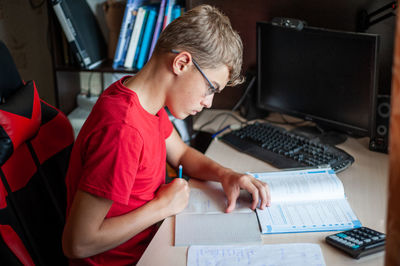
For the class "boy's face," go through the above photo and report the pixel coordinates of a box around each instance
[169,64,229,119]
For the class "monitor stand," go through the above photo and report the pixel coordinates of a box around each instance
[290,125,347,146]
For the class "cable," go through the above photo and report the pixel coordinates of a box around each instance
[231,75,256,112]
[197,112,246,133]
[87,72,94,98]
[211,74,256,131]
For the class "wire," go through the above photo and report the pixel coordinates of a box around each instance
[231,75,256,112]
[87,73,94,98]
[197,112,246,133]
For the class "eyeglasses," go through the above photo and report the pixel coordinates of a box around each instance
[171,50,219,96]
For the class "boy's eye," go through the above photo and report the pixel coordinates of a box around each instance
[206,85,220,96]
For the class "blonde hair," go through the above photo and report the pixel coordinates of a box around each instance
[154,4,244,86]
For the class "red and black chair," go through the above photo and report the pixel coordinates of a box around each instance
[0,40,74,265]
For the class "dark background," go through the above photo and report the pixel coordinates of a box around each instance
[187,0,396,109]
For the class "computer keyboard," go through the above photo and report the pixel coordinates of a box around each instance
[220,122,354,173]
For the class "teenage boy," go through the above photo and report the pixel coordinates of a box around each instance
[62,4,270,265]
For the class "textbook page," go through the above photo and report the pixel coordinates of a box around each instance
[251,168,361,234]
[187,243,326,266]
[182,187,253,214]
[256,198,361,233]
[250,168,345,202]
[175,188,261,246]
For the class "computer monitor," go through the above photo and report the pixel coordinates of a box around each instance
[256,21,379,138]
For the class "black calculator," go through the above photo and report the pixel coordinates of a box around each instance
[325,227,386,259]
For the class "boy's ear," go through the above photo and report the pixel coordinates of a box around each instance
[172,51,192,75]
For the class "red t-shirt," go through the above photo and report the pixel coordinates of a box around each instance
[65,76,173,265]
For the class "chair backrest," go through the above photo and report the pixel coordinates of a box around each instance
[0,41,23,101]
[0,40,74,265]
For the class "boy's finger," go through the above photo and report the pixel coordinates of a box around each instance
[225,192,238,213]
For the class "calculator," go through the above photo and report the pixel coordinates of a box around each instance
[325,227,386,259]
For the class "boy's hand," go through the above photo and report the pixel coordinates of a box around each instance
[220,172,271,213]
[154,178,190,217]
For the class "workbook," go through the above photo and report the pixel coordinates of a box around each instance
[175,167,360,245]
[175,187,261,246]
[251,168,361,234]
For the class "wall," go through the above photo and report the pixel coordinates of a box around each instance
[0,0,55,105]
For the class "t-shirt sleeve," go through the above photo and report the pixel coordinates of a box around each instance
[79,124,143,205]
[158,107,173,139]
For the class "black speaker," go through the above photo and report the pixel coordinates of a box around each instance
[369,95,390,153]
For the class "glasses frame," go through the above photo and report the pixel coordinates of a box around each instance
[171,50,218,95]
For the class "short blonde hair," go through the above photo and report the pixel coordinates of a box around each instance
[154,4,244,86]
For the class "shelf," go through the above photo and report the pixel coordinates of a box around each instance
[54,59,139,74]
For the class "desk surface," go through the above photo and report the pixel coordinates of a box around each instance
[137,110,389,266]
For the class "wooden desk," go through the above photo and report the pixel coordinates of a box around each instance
[137,111,389,266]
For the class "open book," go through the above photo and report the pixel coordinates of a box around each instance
[175,167,360,245]
[251,168,361,234]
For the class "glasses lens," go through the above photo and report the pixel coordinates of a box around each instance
[207,86,216,96]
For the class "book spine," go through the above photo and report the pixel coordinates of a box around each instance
[124,7,147,68]
[163,0,176,29]
[162,0,170,30]
[53,1,91,68]
[120,0,147,67]
[133,9,149,69]
[171,4,181,21]
[112,0,144,68]
[136,8,157,70]
[147,0,166,61]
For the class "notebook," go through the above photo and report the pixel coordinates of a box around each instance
[174,188,261,246]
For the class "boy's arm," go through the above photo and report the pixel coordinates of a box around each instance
[62,178,189,259]
[166,128,270,212]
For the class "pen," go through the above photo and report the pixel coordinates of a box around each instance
[211,125,230,138]
[178,165,182,178]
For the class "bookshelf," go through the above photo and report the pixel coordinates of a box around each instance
[47,0,185,115]
[46,0,134,115]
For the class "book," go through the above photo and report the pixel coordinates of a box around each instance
[124,7,147,68]
[135,7,158,70]
[171,4,181,21]
[147,0,166,61]
[174,167,361,246]
[112,0,145,69]
[52,0,107,69]
[187,244,326,266]
[162,0,176,30]
[174,187,262,246]
[132,8,149,68]
[251,167,361,234]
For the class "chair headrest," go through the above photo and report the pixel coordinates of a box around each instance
[0,81,41,166]
[0,41,23,100]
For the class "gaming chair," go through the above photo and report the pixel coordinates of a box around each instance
[0,40,74,265]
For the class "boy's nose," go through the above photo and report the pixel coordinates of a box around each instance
[201,94,214,108]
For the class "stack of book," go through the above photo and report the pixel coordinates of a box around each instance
[113,0,183,70]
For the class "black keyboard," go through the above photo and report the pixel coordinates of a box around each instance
[220,122,354,173]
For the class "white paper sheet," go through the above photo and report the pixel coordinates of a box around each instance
[175,212,261,246]
[187,243,326,266]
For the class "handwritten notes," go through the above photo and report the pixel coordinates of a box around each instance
[187,243,326,266]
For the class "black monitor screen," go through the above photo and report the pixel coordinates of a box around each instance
[257,22,379,136]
